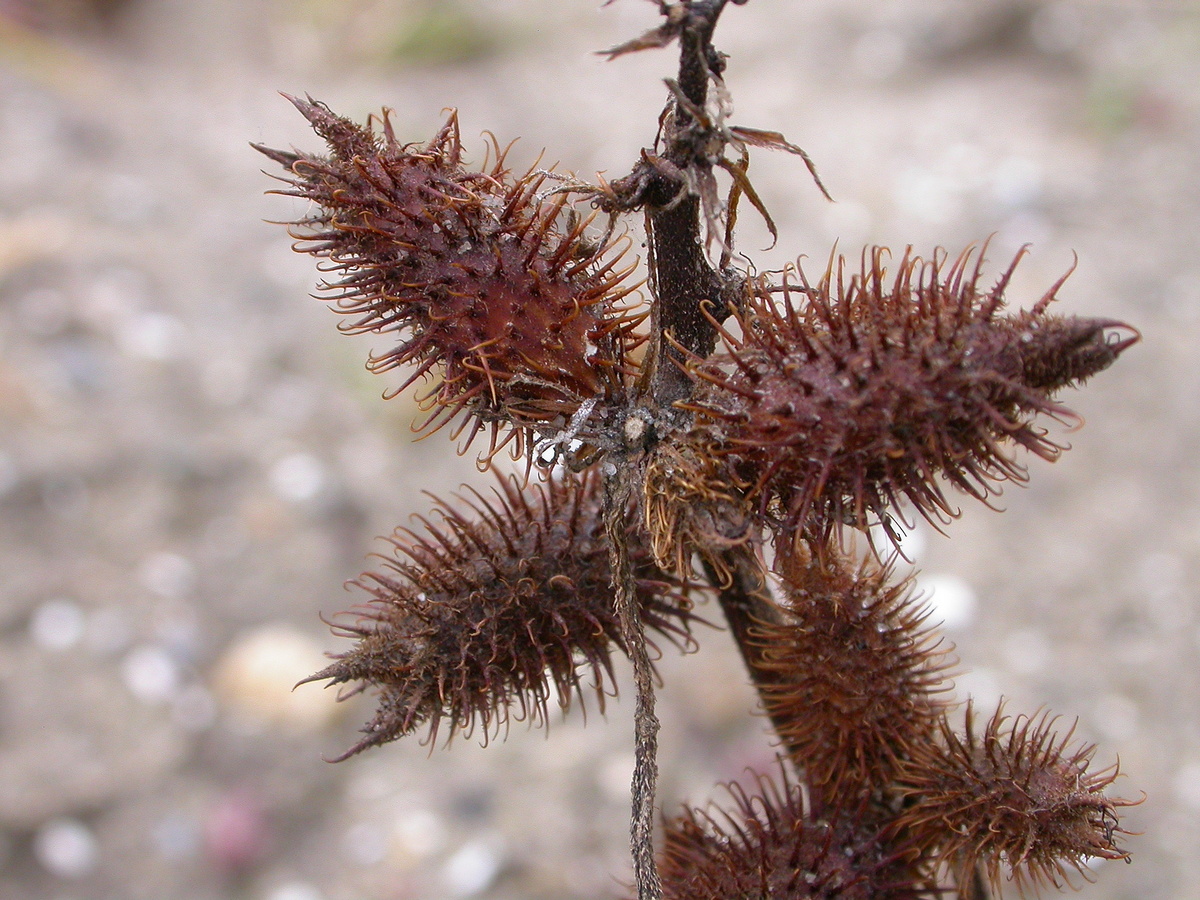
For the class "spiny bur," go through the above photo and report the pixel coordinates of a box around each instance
[684,245,1137,546]
[303,471,694,759]
[652,763,928,900]
[255,97,643,457]
[894,703,1133,895]
[753,543,954,805]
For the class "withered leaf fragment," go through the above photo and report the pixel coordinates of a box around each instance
[684,244,1138,544]
[597,1,686,60]
[304,471,694,759]
[255,98,642,457]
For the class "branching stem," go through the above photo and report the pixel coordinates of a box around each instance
[611,5,759,896]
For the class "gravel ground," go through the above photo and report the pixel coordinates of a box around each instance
[0,1,1197,899]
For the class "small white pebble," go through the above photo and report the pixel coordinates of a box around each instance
[919,573,977,630]
[34,818,98,879]
[212,625,337,730]
[442,839,502,898]
[29,598,86,651]
[269,453,325,502]
[120,644,181,705]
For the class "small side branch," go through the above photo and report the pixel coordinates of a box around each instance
[702,546,796,746]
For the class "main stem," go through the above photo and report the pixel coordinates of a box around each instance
[610,5,746,899]
[618,8,736,898]
[647,3,729,407]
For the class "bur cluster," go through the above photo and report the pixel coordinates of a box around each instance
[257,3,1138,898]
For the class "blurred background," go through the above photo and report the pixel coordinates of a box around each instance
[0,1,1196,898]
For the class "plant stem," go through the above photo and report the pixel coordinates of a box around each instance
[606,6,750,898]
[642,3,813,765]
[646,1,733,406]
[703,547,800,745]
[604,463,662,900]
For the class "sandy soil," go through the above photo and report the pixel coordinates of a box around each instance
[0,1,1197,898]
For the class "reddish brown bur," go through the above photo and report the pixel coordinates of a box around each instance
[301,471,693,759]
[256,98,643,456]
[684,246,1138,546]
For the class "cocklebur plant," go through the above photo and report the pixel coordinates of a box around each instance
[256,2,1138,898]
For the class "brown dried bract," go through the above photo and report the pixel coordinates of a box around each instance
[643,431,755,585]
